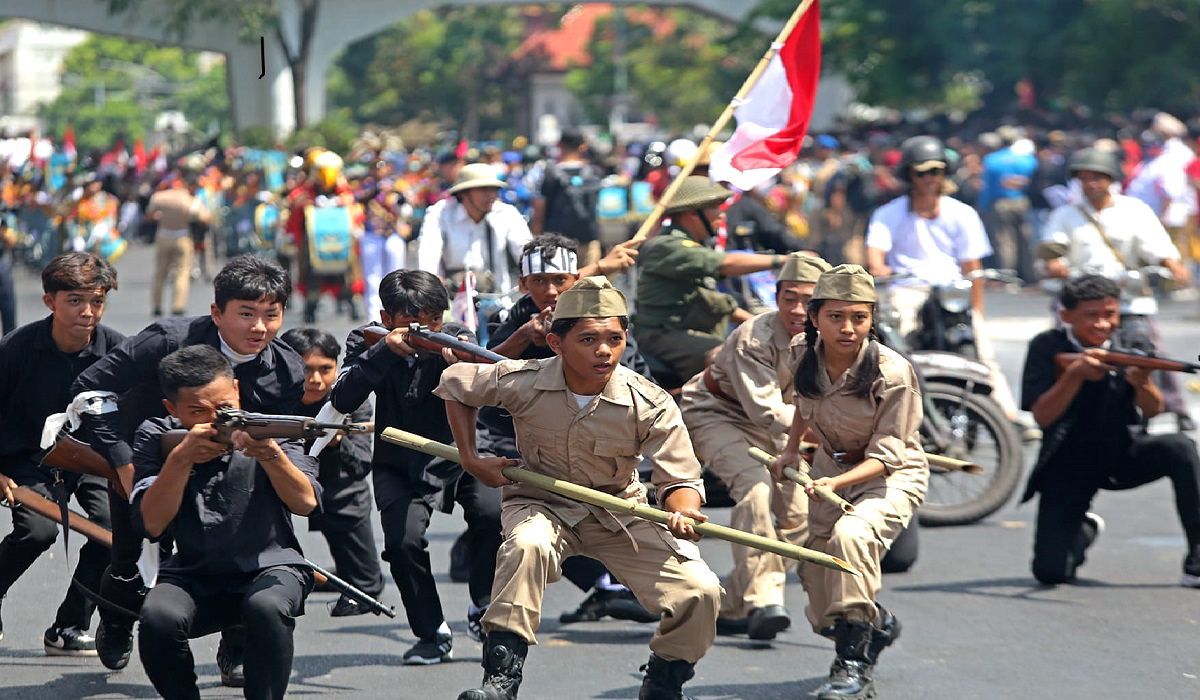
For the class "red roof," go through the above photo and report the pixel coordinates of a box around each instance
[514,4,675,72]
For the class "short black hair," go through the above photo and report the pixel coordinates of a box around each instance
[1060,274,1120,310]
[548,316,630,338]
[158,345,235,400]
[213,255,291,310]
[559,130,586,152]
[281,327,341,361]
[379,269,449,316]
[42,252,118,294]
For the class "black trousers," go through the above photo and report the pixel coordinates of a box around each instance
[375,469,500,639]
[881,520,919,574]
[138,566,311,700]
[0,471,110,629]
[99,487,149,624]
[1032,433,1200,584]
[315,517,385,597]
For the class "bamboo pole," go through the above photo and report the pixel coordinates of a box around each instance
[381,427,858,576]
[747,446,854,513]
[628,0,818,245]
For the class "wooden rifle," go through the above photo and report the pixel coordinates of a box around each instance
[40,435,127,499]
[160,407,371,455]
[361,323,505,364]
[1054,349,1200,376]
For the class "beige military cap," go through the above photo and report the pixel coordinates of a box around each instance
[778,253,832,284]
[812,264,877,303]
[552,276,629,321]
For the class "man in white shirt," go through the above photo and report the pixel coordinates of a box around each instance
[1041,146,1194,431]
[866,135,1023,426]
[417,163,532,294]
[1126,113,1197,270]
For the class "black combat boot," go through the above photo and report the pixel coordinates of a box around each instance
[457,631,528,700]
[638,653,696,700]
[868,605,901,660]
[816,619,876,700]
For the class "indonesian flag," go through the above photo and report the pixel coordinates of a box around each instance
[62,125,77,161]
[450,271,478,332]
[709,1,822,191]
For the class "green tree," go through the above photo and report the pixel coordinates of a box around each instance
[329,7,529,140]
[40,35,229,152]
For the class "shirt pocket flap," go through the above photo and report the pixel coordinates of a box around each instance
[593,439,639,458]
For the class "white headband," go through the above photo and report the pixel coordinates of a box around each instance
[520,247,578,277]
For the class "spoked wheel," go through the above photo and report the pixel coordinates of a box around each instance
[919,381,1023,526]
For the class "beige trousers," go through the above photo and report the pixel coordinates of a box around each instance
[482,503,721,663]
[798,486,919,632]
[687,418,808,618]
[152,233,194,314]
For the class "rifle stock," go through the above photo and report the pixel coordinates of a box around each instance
[1056,349,1200,375]
[41,436,127,499]
[6,486,113,547]
[361,324,505,364]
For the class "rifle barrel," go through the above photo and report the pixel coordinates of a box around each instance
[380,427,859,576]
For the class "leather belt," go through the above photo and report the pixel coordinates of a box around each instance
[821,443,866,465]
[702,366,738,404]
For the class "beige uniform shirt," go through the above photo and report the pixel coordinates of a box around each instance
[679,310,795,445]
[791,338,928,500]
[435,356,706,534]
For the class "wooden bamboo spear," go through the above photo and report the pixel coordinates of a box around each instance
[627,0,819,245]
[380,427,859,576]
[747,446,855,513]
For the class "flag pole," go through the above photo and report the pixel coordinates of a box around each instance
[628,0,818,245]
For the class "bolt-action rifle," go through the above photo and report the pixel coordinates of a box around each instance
[360,323,506,364]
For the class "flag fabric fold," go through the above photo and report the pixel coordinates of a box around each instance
[709,1,822,191]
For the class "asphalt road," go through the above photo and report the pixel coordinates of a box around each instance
[1,242,1198,699]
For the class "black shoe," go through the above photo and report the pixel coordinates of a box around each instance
[816,619,878,700]
[868,606,902,660]
[404,630,453,665]
[217,635,245,688]
[1182,547,1200,588]
[467,606,487,643]
[458,631,527,700]
[330,594,370,617]
[95,619,133,670]
[638,653,696,700]
[560,588,657,624]
[715,615,749,636]
[746,604,791,641]
[43,626,98,657]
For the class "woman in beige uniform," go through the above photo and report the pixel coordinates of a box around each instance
[772,264,928,700]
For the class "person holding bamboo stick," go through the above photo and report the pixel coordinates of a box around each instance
[678,252,830,641]
[771,264,928,700]
[434,276,720,700]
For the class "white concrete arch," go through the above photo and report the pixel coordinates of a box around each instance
[0,0,761,133]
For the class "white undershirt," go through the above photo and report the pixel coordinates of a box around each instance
[570,392,597,410]
[218,333,258,365]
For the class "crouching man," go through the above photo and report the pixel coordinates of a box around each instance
[132,345,321,700]
[436,276,721,700]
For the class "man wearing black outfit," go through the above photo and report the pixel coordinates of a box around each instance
[281,327,384,616]
[133,346,320,700]
[0,253,123,655]
[1021,274,1200,587]
[479,234,657,625]
[68,255,304,677]
[330,269,500,664]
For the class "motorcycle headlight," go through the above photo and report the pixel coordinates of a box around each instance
[940,279,973,314]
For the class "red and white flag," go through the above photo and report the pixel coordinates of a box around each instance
[62,125,77,161]
[450,272,478,332]
[709,1,822,191]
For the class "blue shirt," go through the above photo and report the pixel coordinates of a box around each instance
[980,146,1037,210]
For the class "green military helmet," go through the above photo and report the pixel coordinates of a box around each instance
[663,176,731,215]
[1067,147,1122,181]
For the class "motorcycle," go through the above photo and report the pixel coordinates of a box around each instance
[876,270,1025,526]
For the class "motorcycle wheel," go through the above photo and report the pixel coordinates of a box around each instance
[918,381,1023,526]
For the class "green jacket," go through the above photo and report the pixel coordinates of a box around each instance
[634,226,736,335]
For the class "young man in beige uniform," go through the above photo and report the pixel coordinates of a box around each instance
[679,253,831,640]
[436,276,721,700]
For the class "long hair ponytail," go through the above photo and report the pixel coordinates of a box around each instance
[794,300,882,400]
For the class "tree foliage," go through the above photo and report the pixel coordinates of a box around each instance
[753,0,1200,115]
[328,7,529,140]
[40,36,229,152]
